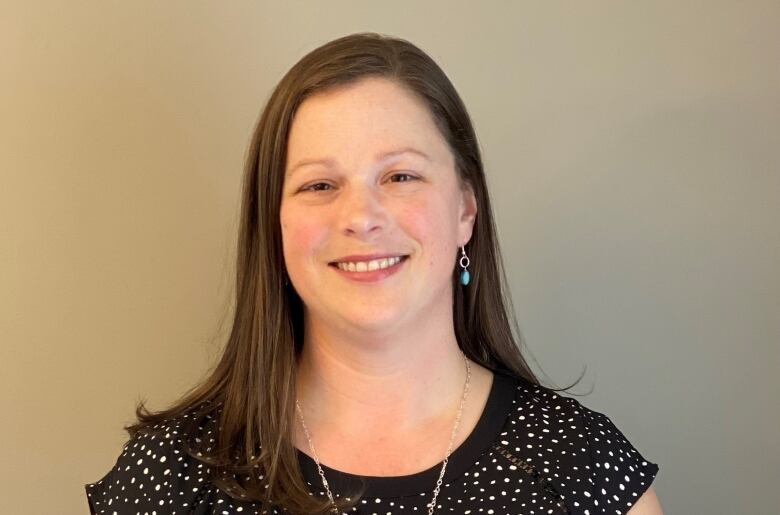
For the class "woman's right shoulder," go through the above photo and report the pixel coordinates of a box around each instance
[84,400,223,514]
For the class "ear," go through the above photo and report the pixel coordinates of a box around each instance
[458,182,478,246]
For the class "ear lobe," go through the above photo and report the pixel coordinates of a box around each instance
[459,184,478,223]
[458,184,478,244]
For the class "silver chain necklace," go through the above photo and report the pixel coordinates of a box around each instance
[295,352,472,515]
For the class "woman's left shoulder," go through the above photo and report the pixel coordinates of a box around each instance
[500,375,661,514]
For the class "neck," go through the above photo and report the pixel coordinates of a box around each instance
[294,309,469,438]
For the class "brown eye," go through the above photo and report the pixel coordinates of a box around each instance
[389,173,418,183]
[301,182,333,192]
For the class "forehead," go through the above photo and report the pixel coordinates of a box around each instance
[285,77,452,172]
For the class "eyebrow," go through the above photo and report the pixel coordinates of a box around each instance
[287,147,431,175]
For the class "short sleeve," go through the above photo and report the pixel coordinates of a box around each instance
[84,467,116,514]
[581,407,660,514]
[84,419,213,515]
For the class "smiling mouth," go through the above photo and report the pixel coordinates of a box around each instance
[328,255,409,272]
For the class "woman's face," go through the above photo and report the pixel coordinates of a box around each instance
[280,77,477,335]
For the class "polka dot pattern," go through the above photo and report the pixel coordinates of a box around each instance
[85,372,658,514]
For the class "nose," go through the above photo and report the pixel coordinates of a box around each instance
[338,182,387,238]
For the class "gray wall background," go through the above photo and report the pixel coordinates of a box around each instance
[2,1,778,513]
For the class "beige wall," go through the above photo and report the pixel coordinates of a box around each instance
[2,2,778,513]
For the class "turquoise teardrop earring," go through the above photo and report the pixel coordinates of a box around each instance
[459,245,471,286]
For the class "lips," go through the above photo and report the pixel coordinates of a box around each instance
[329,253,409,265]
[329,254,409,282]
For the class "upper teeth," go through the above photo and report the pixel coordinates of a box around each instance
[336,256,403,272]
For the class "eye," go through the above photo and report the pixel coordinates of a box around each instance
[388,172,418,183]
[299,182,333,193]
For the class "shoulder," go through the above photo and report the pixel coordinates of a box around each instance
[84,401,223,514]
[500,375,660,514]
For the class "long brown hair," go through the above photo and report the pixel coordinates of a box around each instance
[126,31,584,514]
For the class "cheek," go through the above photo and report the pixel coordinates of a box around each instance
[280,208,328,265]
[399,197,456,261]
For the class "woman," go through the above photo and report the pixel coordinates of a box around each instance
[85,32,661,514]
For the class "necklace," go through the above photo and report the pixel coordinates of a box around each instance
[295,351,472,515]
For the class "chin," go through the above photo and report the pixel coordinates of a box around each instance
[336,307,410,334]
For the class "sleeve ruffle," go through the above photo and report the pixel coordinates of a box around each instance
[84,418,213,514]
[581,406,660,514]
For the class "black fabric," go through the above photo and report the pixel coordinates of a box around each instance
[85,371,659,514]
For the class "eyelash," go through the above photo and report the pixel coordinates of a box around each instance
[299,173,418,193]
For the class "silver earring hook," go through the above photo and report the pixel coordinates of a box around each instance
[459,245,470,269]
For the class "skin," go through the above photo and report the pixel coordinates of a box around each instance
[279,77,492,475]
[627,485,664,514]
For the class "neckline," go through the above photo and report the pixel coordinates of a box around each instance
[296,370,518,498]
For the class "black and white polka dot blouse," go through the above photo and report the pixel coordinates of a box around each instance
[85,371,659,514]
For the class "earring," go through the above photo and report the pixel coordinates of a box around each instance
[459,245,471,286]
